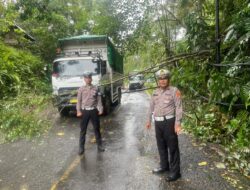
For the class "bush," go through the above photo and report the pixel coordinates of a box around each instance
[0,93,52,142]
[0,42,48,99]
[0,42,53,142]
[183,103,250,176]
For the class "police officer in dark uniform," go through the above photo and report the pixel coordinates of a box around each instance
[146,69,182,181]
[76,72,105,155]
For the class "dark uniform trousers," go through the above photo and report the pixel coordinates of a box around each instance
[155,117,180,175]
[79,109,102,149]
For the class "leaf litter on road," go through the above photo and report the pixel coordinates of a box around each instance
[215,162,226,169]
[198,161,208,166]
[57,132,64,136]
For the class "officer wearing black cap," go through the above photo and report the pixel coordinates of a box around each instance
[146,69,182,182]
[76,72,105,155]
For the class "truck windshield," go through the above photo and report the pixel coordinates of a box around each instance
[53,59,100,77]
[129,75,144,81]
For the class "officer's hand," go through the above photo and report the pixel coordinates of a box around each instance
[175,124,181,135]
[146,121,151,129]
[77,111,82,117]
[98,111,103,116]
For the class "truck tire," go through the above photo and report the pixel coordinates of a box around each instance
[103,96,111,115]
[59,107,70,117]
[117,88,122,104]
[114,88,122,105]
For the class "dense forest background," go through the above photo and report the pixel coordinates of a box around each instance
[0,0,249,176]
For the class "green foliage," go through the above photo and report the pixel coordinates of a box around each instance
[8,0,147,61]
[0,2,18,34]
[0,93,52,142]
[184,13,213,51]
[0,42,51,142]
[184,104,227,143]
[13,0,73,62]
[123,0,250,176]
[240,82,250,109]
[173,6,250,173]
[0,42,49,99]
[223,2,250,62]
[183,103,250,175]
[174,2,250,176]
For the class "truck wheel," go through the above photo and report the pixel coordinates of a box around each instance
[59,107,69,117]
[113,89,122,106]
[117,89,122,105]
[104,96,111,115]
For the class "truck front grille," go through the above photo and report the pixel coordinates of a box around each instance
[58,87,79,96]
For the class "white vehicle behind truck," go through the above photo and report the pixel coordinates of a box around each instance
[52,35,123,116]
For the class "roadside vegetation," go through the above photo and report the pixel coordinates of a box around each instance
[0,0,249,177]
[0,42,51,143]
[0,94,51,143]
[124,0,250,177]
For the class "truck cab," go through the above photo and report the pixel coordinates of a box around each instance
[52,35,123,116]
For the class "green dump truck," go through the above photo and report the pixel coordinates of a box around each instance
[52,35,123,116]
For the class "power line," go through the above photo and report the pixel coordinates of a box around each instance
[209,61,250,67]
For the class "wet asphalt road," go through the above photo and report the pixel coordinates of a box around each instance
[0,92,249,190]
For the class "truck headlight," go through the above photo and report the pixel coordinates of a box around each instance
[53,87,59,95]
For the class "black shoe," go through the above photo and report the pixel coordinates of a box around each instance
[166,173,181,182]
[152,167,169,174]
[78,147,85,155]
[97,145,105,152]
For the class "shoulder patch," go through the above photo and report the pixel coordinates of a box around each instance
[175,90,181,98]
